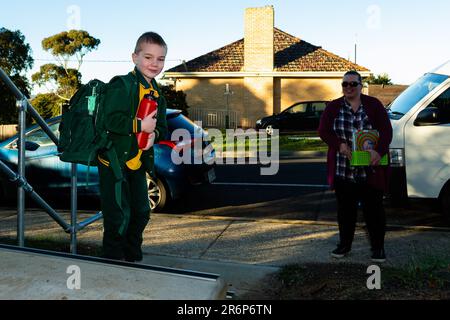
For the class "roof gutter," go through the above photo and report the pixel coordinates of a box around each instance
[163,71,372,79]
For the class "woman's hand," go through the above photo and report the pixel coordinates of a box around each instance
[368,149,381,166]
[339,142,352,161]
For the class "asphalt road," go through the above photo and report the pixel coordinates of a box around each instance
[164,159,329,218]
[165,159,450,228]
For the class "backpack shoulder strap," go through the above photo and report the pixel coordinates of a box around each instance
[109,73,135,93]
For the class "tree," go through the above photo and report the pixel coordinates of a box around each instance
[0,28,33,124]
[365,73,393,85]
[42,30,100,71]
[160,85,190,116]
[32,30,100,102]
[31,93,63,120]
[32,64,81,101]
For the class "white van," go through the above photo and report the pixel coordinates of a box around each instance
[388,60,450,220]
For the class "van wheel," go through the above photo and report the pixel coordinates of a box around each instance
[440,183,450,223]
[146,174,168,212]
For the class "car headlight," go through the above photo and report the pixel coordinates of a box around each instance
[389,148,405,167]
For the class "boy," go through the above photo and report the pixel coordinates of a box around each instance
[99,32,168,261]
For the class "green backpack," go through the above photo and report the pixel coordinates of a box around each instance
[58,79,108,165]
[58,76,131,166]
[58,75,133,234]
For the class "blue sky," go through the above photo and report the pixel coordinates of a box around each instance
[1,0,449,93]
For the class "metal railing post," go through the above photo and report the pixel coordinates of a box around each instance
[16,97,27,247]
[70,164,77,254]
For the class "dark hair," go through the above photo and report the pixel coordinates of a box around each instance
[134,32,167,54]
[344,70,362,83]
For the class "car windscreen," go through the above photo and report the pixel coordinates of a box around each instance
[25,122,60,146]
[388,73,449,120]
[6,122,60,149]
[167,113,202,137]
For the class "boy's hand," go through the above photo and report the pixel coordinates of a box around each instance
[141,110,157,133]
[142,133,156,151]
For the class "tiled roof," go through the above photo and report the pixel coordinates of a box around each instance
[166,28,369,73]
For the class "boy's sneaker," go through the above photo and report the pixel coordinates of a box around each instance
[331,246,351,259]
[371,248,386,263]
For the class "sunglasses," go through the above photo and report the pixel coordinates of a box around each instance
[341,81,361,88]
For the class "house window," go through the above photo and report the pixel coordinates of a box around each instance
[207,113,218,127]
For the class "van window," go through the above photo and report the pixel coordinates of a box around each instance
[426,87,450,124]
[388,73,448,120]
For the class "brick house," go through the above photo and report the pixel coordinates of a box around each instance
[163,6,371,128]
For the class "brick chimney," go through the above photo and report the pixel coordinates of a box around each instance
[242,6,275,127]
[244,6,274,72]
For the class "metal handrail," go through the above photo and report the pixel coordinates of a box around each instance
[0,67,102,254]
[0,68,58,145]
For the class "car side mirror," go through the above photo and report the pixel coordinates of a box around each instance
[25,141,40,151]
[414,107,441,126]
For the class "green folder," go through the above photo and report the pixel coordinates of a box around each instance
[350,129,389,166]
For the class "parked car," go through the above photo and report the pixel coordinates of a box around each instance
[0,109,216,212]
[388,60,450,221]
[255,100,328,135]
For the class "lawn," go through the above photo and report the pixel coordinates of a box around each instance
[209,131,327,153]
[242,259,450,300]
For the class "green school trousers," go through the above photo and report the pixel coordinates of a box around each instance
[98,163,150,261]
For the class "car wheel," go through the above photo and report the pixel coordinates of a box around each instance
[146,174,168,212]
[440,182,450,223]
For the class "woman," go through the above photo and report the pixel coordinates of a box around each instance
[318,71,392,262]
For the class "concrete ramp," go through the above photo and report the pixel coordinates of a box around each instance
[0,245,227,300]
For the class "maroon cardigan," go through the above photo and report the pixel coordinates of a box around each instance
[318,94,393,191]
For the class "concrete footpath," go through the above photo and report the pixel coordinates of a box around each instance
[1,209,450,298]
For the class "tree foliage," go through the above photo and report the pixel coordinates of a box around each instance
[41,30,100,71]
[32,30,100,102]
[365,73,393,85]
[0,28,33,75]
[0,28,33,124]
[32,64,81,100]
[31,93,63,120]
[160,85,190,116]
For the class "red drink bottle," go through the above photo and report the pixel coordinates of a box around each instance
[136,93,158,149]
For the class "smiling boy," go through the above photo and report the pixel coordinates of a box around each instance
[99,32,168,261]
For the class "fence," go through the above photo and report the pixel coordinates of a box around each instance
[189,108,241,129]
[0,124,18,141]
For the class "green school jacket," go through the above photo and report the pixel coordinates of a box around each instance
[102,68,168,177]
